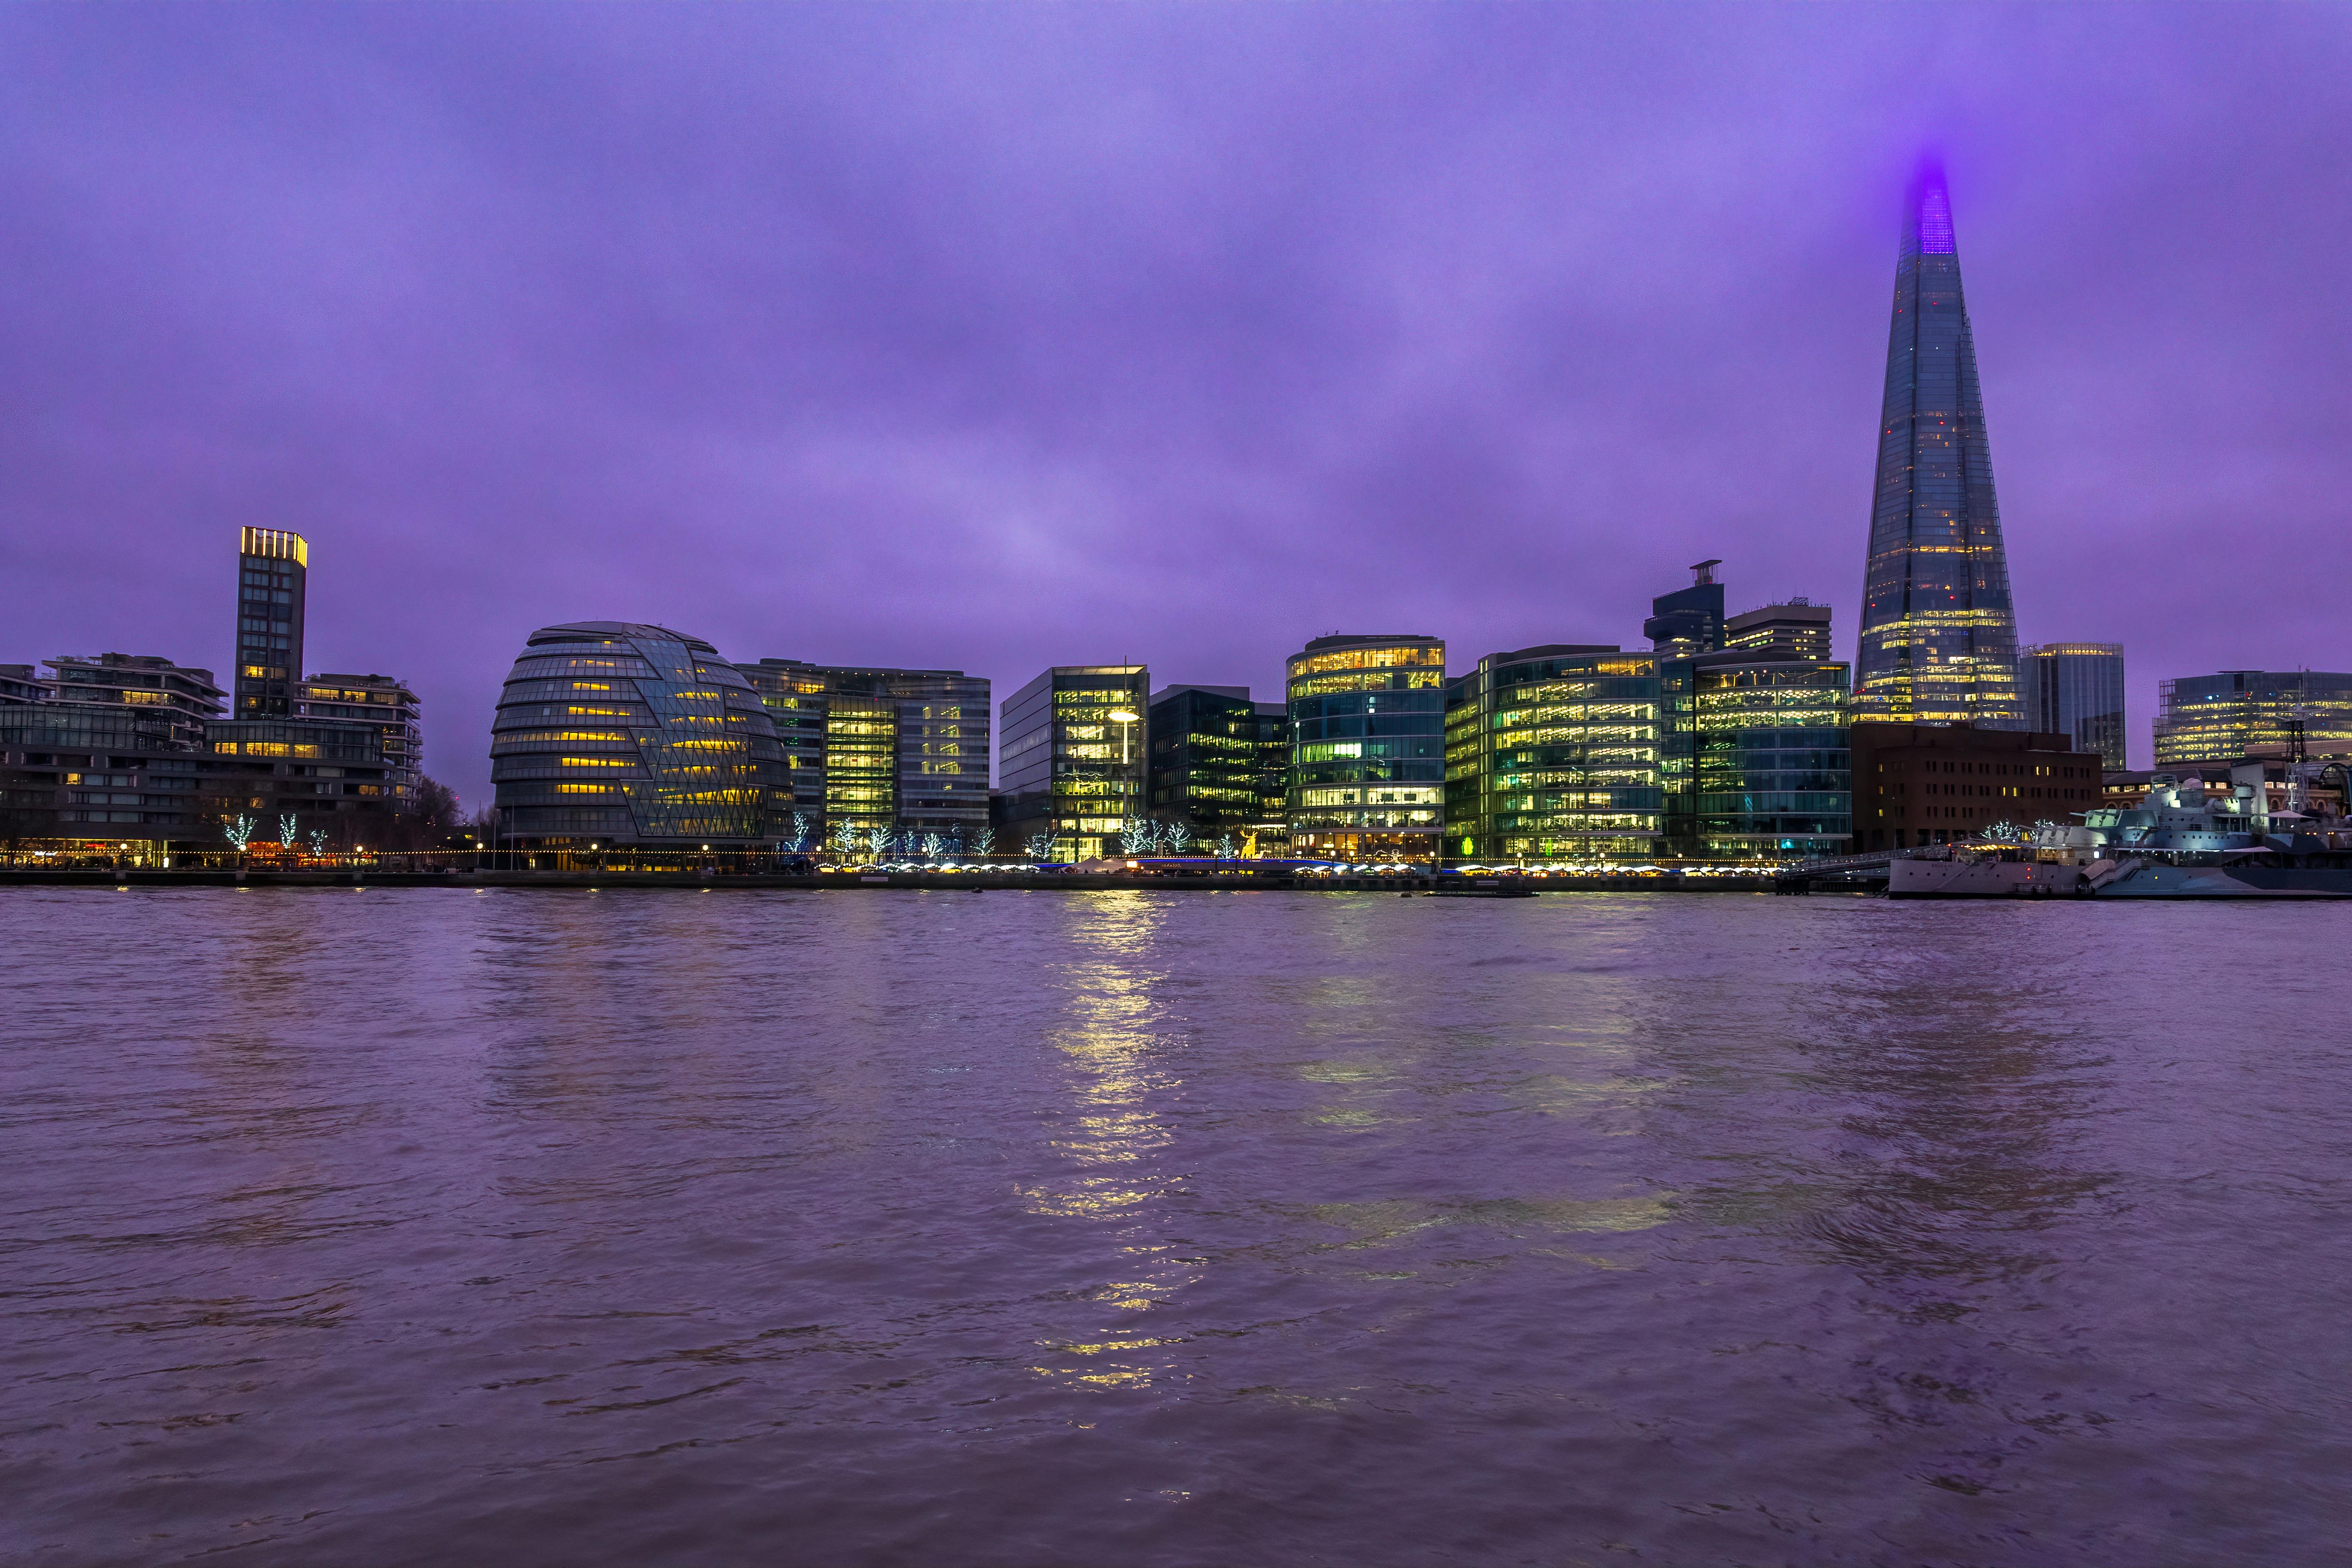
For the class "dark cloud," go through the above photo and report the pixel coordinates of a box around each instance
[3,3,2346,800]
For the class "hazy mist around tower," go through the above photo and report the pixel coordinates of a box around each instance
[3,5,2347,803]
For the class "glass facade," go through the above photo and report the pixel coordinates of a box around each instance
[998,665,1148,858]
[1446,646,1661,861]
[490,622,782,845]
[40,654,223,748]
[739,660,992,846]
[1663,656,1852,859]
[1146,685,1289,848]
[2020,643,2126,767]
[1643,562,1725,658]
[1855,168,2024,729]
[298,674,422,807]
[2154,670,2352,767]
[1287,635,1446,860]
[233,528,307,719]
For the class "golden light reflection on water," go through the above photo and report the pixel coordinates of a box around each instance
[1023,896,1203,1393]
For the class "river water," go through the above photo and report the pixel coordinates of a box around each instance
[3,886,2346,1565]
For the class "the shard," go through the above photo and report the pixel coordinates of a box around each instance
[1854,164,2024,728]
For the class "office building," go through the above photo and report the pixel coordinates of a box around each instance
[1725,600,1833,662]
[1445,646,1661,861]
[997,665,1148,859]
[1145,685,1291,848]
[1853,166,2025,729]
[1644,561,1725,658]
[1287,634,1446,861]
[490,621,784,847]
[1661,653,1853,860]
[39,654,224,747]
[739,659,991,847]
[2153,670,2352,768]
[1849,723,2103,851]
[198,719,401,836]
[2020,643,2126,767]
[233,528,308,719]
[298,674,421,807]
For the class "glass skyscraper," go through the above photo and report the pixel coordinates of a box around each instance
[2020,643,2126,766]
[2154,670,2352,767]
[1854,167,2024,729]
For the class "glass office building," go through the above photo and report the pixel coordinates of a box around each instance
[490,621,783,846]
[739,659,991,847]
[1287,634,1446,861]
[1663,655,1853,860]
[233,528,308,719]
[2020,643,2126,767]
[2154,670,2352,767]
[1445,646,1661,861]
[998,665,1148,859]
[1854,166,2024,729]
[1726,600,1833,662]
[1146,684,1294,848]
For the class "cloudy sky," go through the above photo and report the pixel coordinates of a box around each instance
[4,3,2346,800]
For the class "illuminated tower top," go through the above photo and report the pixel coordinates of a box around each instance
[1853,164,2024,728]
[233,527,309,718]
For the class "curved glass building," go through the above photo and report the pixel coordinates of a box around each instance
[491,622,783,846]
[1286,634,1446,861]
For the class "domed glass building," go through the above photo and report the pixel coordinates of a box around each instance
[490,622,784,846]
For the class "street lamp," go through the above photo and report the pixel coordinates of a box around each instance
[1107,709,1141,850]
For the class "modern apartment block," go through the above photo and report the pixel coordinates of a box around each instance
[2153,670,2352,768]
[233,528,308,719]
[1853,166,2024,729]
[739,659,992,847]
[2020,643,2126,767]
[1444,646,1662,861]
[997,665,1148,859]
[1848,723,2103,851]
[299,674,421,807]
[1725,600,1833,662]
[40,654,225,747]
[0,665,42,706]
[1287,634,1446,861]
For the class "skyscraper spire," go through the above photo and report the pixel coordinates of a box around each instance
[1853,162,2024,728]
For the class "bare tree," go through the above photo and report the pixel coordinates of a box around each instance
[968,827,995,860]
[1026,832,1056,862]
[1164,821,1194,854]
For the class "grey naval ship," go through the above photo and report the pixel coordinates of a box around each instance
[1883,761,2352,900]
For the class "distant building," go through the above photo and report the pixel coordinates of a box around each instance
[0,665,40,706]
[1287,634,1446,861]
[1444,646,1661,861]
[2153,670,2352,768]
[40,654,224,748]
[233,528,308,719]
[1145,685,1290,851]
[198,719,401,837]
[1853,167,2024,729]
[1725,600,1833,662]
[2020,643,2126,767]
[1849,723,2103,851]
[997,665,1148,859]
[740,659,991,849]
[1644,560,1725,658]
[299,674,421,808]
[490,622,783,848]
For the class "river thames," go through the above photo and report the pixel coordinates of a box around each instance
[4,887,2346,1565]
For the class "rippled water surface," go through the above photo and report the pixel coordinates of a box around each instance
[4,886,2349,1565]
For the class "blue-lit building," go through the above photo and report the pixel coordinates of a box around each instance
[1663,652,1853,859]
[490,622,783,847]
[1287,634,1446,861]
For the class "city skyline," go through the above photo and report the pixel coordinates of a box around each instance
[5,7,2348,806]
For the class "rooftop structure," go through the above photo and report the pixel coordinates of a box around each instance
[40,654,225,748]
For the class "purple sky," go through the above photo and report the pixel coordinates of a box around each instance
[5,5,2347,802]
